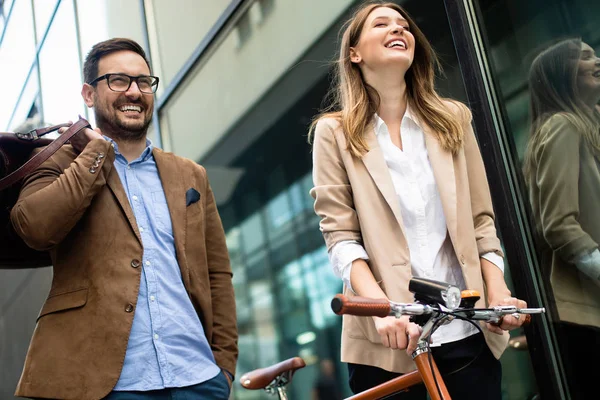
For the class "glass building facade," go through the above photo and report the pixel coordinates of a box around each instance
[1,0,599,399]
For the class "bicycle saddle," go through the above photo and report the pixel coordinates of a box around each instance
[240,357,306,390]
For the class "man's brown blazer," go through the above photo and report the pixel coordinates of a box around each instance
[10,139,238,400]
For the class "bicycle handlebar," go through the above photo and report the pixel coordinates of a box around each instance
[331,294,545,327]
[330,294,391,318]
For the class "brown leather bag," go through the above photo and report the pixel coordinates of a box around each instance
[0,116,91,268]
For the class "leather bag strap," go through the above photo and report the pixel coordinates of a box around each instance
[0,117,91,190]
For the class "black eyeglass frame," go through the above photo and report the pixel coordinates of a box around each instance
[89,73,160,94]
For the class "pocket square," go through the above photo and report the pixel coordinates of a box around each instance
[186,188,201,206]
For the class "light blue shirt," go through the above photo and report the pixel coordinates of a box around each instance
[105,137,220,391]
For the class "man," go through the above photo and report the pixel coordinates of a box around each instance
[10,38,238,400]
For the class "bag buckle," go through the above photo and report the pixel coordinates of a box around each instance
[16,130,40,141]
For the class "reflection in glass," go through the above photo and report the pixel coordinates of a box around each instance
[523,38,600,399]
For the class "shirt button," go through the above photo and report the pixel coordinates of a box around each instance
[146,261,151,266]
[131,259,141,268]
[150,296,155,302]
[139,227,144,233]
[127,165,131,170]
[125,304,134,313]
[132,195,138,201]
[154,334,159,340]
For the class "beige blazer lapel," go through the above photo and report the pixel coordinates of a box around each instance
[423,125,458,242]
[106,168,142,245]
[361,126,406,234]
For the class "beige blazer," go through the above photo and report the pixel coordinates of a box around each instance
[310,102,509,373]
[525,114,600,328]
[10,140,238,400]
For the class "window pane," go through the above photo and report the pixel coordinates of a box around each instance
[76,0,146,58]
[33,0,58,42]
[38,0,84,124]
[475,0,600,398]
[0,0,35,130]
[9,65,39,131]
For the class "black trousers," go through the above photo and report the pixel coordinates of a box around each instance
[348,333,502,400]
[556,321,600,400]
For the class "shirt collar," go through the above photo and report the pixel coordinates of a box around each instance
[373,104,421,136]
[103,135,154,163]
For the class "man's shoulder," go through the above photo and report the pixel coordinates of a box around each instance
[153,147,207,176]
[43,144,78,166]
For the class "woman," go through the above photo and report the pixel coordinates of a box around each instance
[309,2,527,399]
[524,38,600,399]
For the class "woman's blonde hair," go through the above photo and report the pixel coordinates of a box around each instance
[523,38,600,179]
[309,1,465,156]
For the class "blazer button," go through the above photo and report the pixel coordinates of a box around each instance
[131,259,141,268]
[460,255,466,265]
[125,304,134,313]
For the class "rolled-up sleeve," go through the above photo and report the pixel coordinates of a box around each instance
[309,118,362,250]
[482,252,504,274]
[329,240,369,292]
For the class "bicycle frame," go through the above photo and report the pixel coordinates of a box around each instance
[244,314,452,400]
[240,278,544,400]
[253,341,449,400]
[347,314,452,400]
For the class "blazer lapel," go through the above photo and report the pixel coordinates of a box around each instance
[361,126,406,234]
[153,149,186,251]
[106,168,142,245]
[423,124,458,243]
[153,149,191,284]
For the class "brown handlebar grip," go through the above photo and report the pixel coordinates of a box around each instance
[330,294,391,318]
[492,313,532,327]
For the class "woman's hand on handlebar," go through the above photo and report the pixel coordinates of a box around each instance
[373,315,422,356]
[486,296,528,334]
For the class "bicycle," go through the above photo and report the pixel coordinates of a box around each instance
[239,277,545,400]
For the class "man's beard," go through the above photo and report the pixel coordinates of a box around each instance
[94,99,152,142]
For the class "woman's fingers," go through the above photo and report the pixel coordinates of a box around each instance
[485,296,529,333]
[486,322,505,335]
[405,323,422,355]
[381,332,390,348]
[375,316,412,350]
[388,331,398,349]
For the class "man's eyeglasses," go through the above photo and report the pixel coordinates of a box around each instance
[89,73,159,94]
